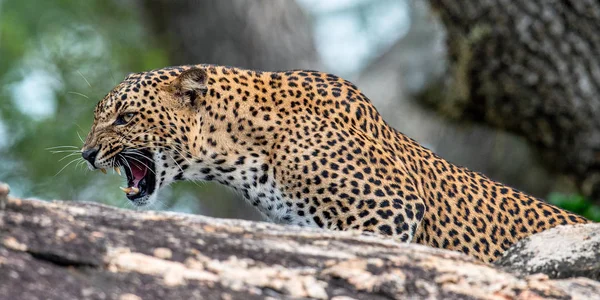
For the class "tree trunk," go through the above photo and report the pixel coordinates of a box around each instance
[355,1,561,199]
[1,193,599,299]
[424,0,600,201]
[138,0,320,71]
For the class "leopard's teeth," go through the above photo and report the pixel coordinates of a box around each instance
[100,168,107,174]
[119,186,140,195]
[114,167,121,176]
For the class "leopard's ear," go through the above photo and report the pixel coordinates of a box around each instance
[169,68,208,108]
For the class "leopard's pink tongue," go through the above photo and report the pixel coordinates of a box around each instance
[130,161,148,188]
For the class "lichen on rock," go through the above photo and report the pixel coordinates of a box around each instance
[0,182,598,299]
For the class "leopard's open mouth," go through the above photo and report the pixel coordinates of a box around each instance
[118,150,156,202]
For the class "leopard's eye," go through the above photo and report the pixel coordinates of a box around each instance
[114,112,136,125]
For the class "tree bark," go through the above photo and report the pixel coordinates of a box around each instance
[356,1,561,199]
[425,0,600,201]
[139,0,320,71]
[1,191,600,299]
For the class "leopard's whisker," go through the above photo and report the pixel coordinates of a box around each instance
[46,145,79,150]
[54,157,83,177]
[76,159,88,170]
[67,91,90,99]
[121,154,156,176]
[122,149,155,162]
[120,154,134,179]
[77,70,92,88]
[76,131,85,144]
[58,152,83,162]
[50,149,82,154]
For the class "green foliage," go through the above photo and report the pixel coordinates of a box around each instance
[0,0,169,208]
[548,193,600,222]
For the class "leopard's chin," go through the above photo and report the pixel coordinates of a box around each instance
[128,192,158,207]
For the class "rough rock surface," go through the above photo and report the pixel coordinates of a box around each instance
[1,194,599,299]
[496,223,600,280]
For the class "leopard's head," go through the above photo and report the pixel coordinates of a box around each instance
[82,67,208,206]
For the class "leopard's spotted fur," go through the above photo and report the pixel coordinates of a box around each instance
[82,65,590,262]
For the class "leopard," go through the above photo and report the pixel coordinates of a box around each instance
[81,64,590,263]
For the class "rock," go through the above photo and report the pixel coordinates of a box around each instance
[495,223,600,280]
[1,195,599,299]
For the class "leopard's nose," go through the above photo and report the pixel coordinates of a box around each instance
[82,148,99,165]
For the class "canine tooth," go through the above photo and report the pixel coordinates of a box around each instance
[115,167,121,176]
[100,168,107,174]
[119,187,131,194]
[130,187,140,194]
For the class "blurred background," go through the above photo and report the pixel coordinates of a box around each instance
[1,0,599,221]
